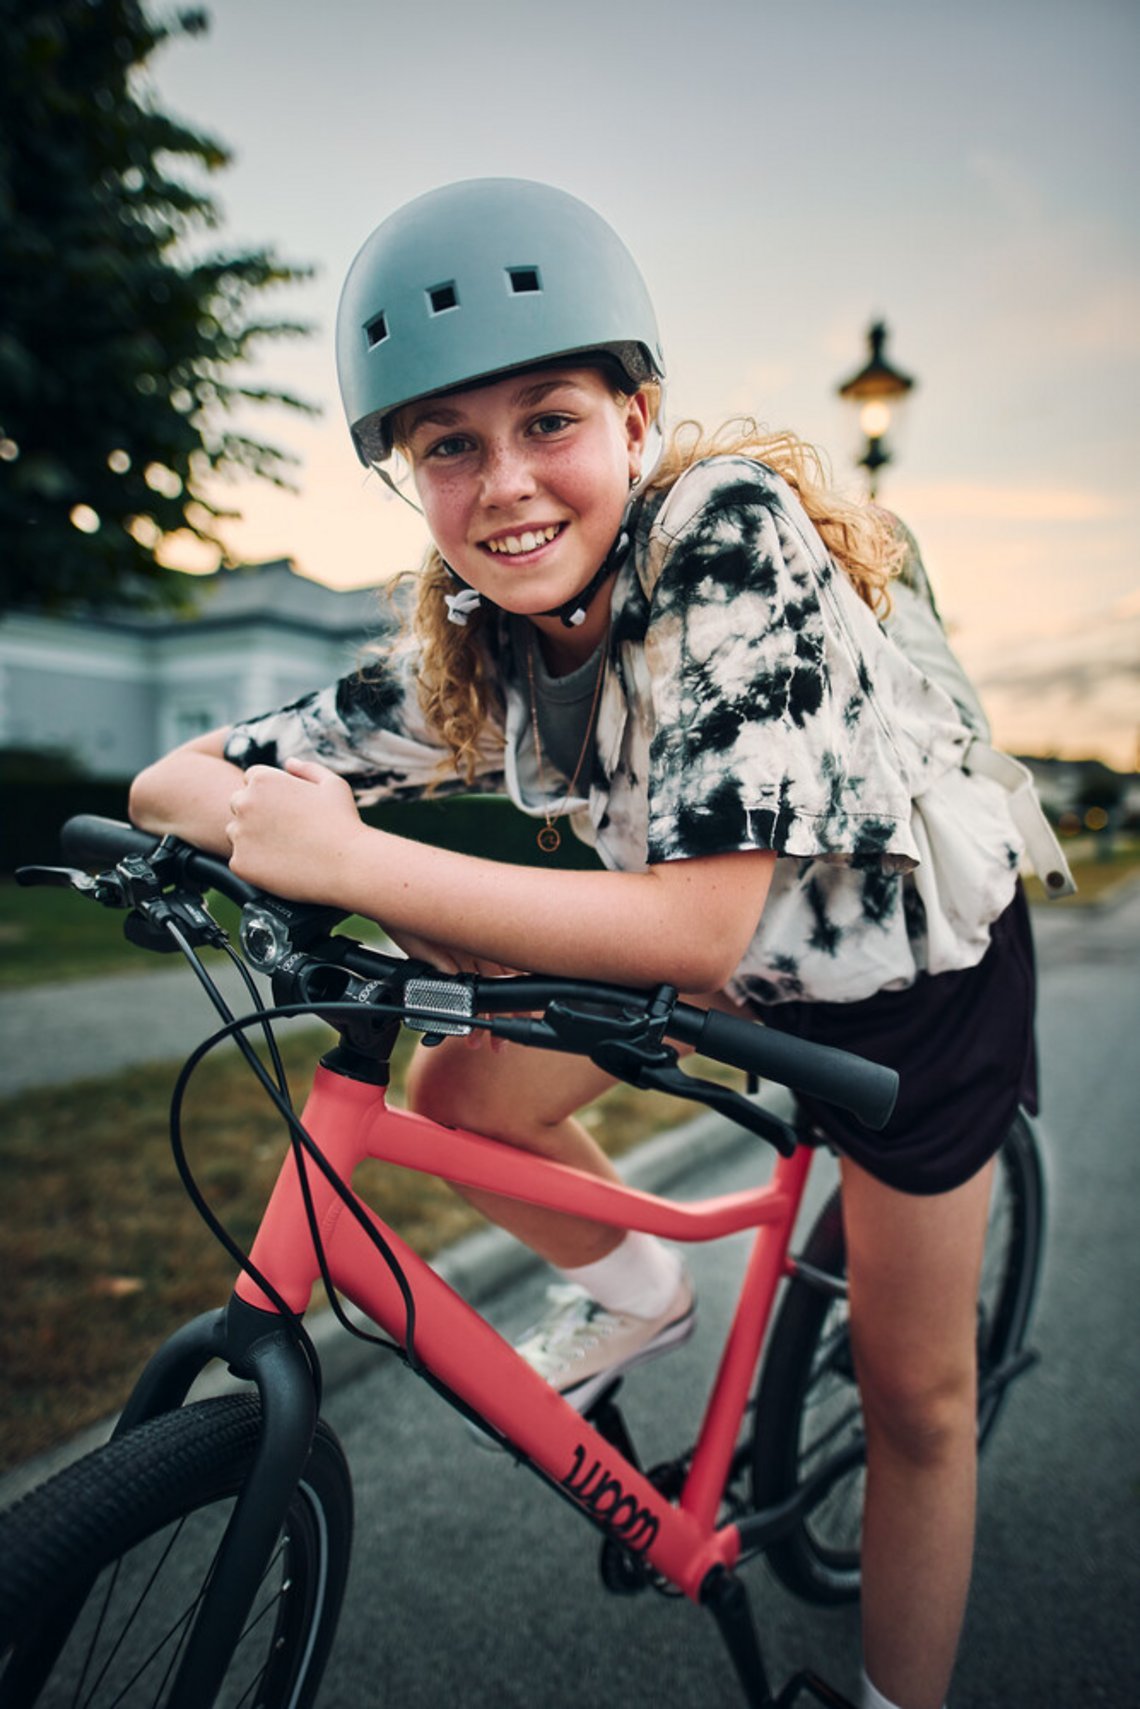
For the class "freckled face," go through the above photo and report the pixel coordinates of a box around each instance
[401,367,649,632]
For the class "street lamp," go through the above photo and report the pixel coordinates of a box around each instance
[836,321,916,498]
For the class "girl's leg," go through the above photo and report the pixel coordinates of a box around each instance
[404,1032,629,1266]
[839,1154,997,1709]
[406,1034,691,1405]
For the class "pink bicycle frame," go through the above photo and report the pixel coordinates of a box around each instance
[235,1063,814,1603]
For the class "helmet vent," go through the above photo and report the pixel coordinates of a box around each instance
[427,282,459,314]
[365,312,389,348]
[507,267,542,294]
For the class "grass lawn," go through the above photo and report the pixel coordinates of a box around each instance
[0,885,387,989]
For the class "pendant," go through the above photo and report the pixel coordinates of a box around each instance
[537,825,562,854]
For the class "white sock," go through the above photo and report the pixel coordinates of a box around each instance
[558,1233,683,1319]
[861,1668,946,1709]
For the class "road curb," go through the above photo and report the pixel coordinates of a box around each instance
[0,1101,783,1509]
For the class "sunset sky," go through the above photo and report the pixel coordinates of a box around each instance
[151,0,1138,769]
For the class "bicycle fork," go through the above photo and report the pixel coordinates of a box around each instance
[111,1295,322,1709]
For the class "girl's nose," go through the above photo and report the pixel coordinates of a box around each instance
[479,439,537,507]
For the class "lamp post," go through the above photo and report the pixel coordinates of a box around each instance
[836,321,916,498]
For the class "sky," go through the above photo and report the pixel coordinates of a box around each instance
[148,0,1139,769]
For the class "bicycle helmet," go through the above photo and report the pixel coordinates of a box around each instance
[336,178,665,466]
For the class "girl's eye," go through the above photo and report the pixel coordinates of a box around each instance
[529,412,574,437]
[423,434,473,460]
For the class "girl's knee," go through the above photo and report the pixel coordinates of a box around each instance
[857,1354,977,1468]
[406,1040,485,1123]
[404,1038,544,1140]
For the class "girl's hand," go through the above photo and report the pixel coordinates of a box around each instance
[385,924,519,979]
[226,757,367,901]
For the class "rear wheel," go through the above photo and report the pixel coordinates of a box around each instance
[0,1395,353,1707]
[750,1111,1046,1604]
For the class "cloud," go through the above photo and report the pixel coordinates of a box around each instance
[960,610,1140,769]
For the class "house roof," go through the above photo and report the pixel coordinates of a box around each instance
[187,559,384,632]
[106,558,393,640]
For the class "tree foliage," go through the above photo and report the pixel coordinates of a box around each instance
[0,0,316,614]
[1074,760,1125,813]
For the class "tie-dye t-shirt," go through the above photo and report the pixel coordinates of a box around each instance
[224,457,1024,1004]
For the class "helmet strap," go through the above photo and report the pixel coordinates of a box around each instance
[443,584,483,626]
[374,462,424,516]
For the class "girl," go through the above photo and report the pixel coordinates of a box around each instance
[130,178,1067,1709]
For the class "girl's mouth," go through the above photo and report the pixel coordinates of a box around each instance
[481,523,565,557]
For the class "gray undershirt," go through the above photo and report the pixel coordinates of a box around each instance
[512,617,604,787]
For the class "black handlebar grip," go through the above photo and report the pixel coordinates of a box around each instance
[694,1008,898,1131]
[58,815,254,903]
[60,815,160,866]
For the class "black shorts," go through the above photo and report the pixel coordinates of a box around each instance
[757,885,1039,1196]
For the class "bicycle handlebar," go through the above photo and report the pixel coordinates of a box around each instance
[675,1007,898,1132]
[41,814,899,1132]
[59,814,260,907]
[60,814,160,866]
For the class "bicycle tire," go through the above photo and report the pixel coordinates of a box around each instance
[0,1394,353,1708]
[749,1110,1046,1605]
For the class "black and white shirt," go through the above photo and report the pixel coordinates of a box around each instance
[225,457,1027,1004]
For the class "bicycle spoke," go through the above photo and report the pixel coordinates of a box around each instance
[80,1518,201,1707]
[227,1536,295,1709]
[95,1589,199,1708]
[70,1556,124,1709]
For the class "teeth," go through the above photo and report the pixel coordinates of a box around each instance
[487,525,559,555]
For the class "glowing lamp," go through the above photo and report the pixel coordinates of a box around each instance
[836,322,916,497]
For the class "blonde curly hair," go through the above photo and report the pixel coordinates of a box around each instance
[390,388,903,785]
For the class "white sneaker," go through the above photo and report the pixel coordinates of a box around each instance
[514,1271,697,1414]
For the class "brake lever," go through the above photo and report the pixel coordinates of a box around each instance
[591,1039,797,1157]
[17,862,137,913]
[16,864,100,894]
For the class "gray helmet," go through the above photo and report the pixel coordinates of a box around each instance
[336,178,665,465]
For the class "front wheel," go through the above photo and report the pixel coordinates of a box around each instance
[749,1111,1046,1605]
[0,1394,353,1707]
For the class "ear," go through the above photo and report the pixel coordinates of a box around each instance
[623,389,653,481]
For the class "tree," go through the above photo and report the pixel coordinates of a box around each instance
[1074,760,1124,816]
[0,0,316,615]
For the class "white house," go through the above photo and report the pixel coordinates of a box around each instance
[0,560,390,779]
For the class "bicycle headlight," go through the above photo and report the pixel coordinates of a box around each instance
[240,905,294,971]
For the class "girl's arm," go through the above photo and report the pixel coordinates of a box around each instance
[129,726,243,855]
[225,757,774,991]
[131,733,518,976]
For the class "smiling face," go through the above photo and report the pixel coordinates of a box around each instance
[399,366,651,659]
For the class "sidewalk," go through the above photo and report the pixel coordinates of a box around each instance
[0,960,277,1098]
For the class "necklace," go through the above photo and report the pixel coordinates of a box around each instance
[525,628,608,854]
